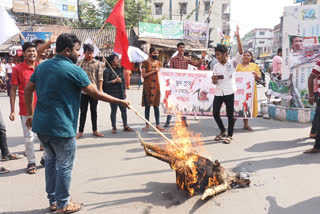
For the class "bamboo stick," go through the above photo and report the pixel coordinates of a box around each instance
[92,21,107,44]
[129,105,183,153]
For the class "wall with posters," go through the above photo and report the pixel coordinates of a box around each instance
[159,69,254,118]
[283,5,320,107]
[13,0,78,19]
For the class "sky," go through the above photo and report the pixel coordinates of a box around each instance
[230,0,297,36]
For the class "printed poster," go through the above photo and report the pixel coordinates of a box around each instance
[162,20,183,40]
[139,22,163,39]
[184,21,209,41]
[20,32,51,45]
[159,69,254,118]
[13,0,78,19]
[283,5,320,107]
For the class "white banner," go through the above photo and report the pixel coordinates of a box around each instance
[159,69,255,118]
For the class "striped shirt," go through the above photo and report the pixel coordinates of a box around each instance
[170,55,203,69]
[312,60,320,93]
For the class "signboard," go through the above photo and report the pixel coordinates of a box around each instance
[159,69,254,118]
[162,20,183,40]
[13,0,78,19]
[20,32,51,45]
[283,5,320,107]
[139,22,163,39]
[295,0,307,3]
[184,21,209,41]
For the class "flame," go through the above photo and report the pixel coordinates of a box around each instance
[164,116,217,196]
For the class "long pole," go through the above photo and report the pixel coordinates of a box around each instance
[92,21,107,44]
[129,105,183,153]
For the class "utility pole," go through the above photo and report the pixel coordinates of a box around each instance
[26,0,33,31]
[195,0,199,22]
[169,0,172,20]
[180,4,183,21]
[206,0,214,48]
[32,0,36,25]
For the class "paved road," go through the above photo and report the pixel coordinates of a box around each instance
[0,83,318,214]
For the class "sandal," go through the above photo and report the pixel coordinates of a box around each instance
[93,131,104,137]
[309,133,317,139]
[124,126,134,132]
[27,163,36,174]
[223,136,232,144]
[0,167,9,174]
[304,148,320,154]
[156,125,165,132]
[214,132,227,141]
[243,126,253,131]
[142,126,149,132]
[2,153,23,161]
[112,128,117,134]
[57,201,84,214]
[49,204,57,212]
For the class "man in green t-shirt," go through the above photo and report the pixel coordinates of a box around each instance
[24,33,130,214]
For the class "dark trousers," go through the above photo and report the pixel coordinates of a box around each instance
[144,91,160,125]
[6,73,11,97]
[314,96,320,149]
[110,103,128,128]
[213,94,235,137]
[0,110,9,157]
[79,94,98,133]
[165,115,186,125]
[311,93,318,134]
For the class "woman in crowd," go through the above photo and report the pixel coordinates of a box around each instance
[103,54,133,134]
[235,51,261,130]
[141,47,165,132]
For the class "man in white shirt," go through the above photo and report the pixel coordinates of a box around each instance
[0,58,6,80]
[5,57,15,96]
[211,26,243,144]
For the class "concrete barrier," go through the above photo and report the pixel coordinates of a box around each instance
[261,103,316,123]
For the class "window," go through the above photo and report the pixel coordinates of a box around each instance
[154,3,163,15]
[204,2,210,14]
[180,3,187,15]
[222,3,230,15]
[259,31,265,36]
[259,41,265,44]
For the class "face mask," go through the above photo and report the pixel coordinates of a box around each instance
[152,55,158,60]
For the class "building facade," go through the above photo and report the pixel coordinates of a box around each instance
[149,0,231,47]
[242,28,274,58]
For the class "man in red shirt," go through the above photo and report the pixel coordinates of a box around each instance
[165,42,206,127]
[9,42,40,174]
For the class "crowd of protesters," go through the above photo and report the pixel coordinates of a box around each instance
[0,26,319,213]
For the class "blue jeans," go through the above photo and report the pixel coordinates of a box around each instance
[37,134,76,209]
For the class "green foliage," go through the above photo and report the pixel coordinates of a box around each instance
[78,0,103,28]
[77,0,162,28]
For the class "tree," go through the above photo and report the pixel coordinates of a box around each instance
[97,0,161,27]
[77,0,103,28]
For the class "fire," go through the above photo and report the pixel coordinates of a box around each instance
[163,117,219,196]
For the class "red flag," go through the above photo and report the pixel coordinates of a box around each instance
[105,0,131,70]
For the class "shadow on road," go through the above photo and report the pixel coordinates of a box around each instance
[233,150,320,173]
[245,137,312,153]
[89,169,172,182]
[85,182,190,211]
[266,196,320,214]
[2,208,50,214]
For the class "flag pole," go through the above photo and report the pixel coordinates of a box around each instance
[93,22,107,44]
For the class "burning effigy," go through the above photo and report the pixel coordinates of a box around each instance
[137,121,250,200]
